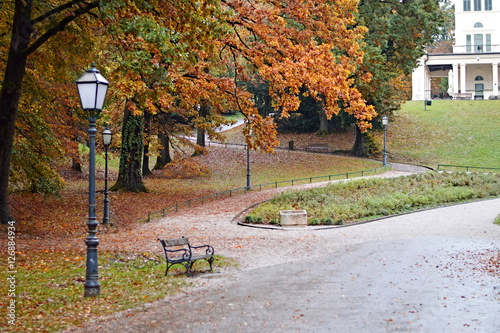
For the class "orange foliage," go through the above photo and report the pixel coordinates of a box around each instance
[223,0,377,134]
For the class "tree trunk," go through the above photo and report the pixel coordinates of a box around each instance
[71,158,82,173]
[193,102,209,157]
[142,111,152,176]
[142,144,152,176]
[110,103,148,193]
[153,131,172,170]
[196,127,206,147]
[0,2,34,224]
[352,125,367,157]
[318,111,329,135]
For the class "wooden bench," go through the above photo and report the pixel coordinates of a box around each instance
[455,93,472,100]
[305,143,328,152]
[158,237,214,276]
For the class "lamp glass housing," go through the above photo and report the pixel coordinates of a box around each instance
[382,116,389,126]
[76,64,109,111]
[102,127,112,146]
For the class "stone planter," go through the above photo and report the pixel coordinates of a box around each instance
[280,210,307,227]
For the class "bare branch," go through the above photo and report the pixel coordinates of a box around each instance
[22,1,99,57]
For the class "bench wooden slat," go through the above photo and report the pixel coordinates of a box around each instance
[163,238,189,247]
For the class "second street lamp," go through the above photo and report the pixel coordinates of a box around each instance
[382,115,389,167]
[246,127,253,191]
[102,127,112,226]
[76,62,109,298]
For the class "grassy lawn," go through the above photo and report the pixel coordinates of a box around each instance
[387,100,500,168]
[0,250,236,332]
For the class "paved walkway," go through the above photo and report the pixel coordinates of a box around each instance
[67,191,500,332]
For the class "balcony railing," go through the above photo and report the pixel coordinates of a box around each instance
[453,44,500,53]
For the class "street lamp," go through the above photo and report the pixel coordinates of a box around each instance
[382,116,389,167]
[246,127,253,191]
[246,143,251,191]
[102,127,112,226]
[76,62,109,297]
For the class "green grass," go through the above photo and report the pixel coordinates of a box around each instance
[0,251,236,332]
[248,171,500,225]
[388,100,500,168]
[495,214,500,225]
[223,111,245,121]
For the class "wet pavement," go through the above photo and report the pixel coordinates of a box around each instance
[72,199,500,333]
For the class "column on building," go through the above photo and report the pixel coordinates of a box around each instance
[460,63,467,94]
[448,69,453,96]
[425,68,432,100]
[452,64,459,97]
[412,57,427,100]
[493,62,499,97]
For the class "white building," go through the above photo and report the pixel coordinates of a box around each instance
[412,0,500,100]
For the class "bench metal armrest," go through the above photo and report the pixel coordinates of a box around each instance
[190,244,214,256]
[164,248,192,261]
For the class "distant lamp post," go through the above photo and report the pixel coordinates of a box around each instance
[76,62,109,297]
[246,128,253,191]
[382,116,389,167]
[102,127,113,226]
[246,143,251,191]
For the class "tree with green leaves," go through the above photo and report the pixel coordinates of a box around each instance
[350,0,445,156]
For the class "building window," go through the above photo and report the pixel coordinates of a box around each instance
[474,34,483,52]
[464,0,471,11]
[486,34,491,52]
[474,0,481,10]
[466,35,472,52]
[474,22,483,28]
[485,0,492,10]
[475,76,484,81]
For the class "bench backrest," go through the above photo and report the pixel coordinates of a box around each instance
[162,238,189,247]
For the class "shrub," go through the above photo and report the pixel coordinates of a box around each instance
[309,218,320,226]
[335,219,344,225]
[269,218,279,225]
[244,215,255,223]
[254,217,264,224]
[323,218,334,225]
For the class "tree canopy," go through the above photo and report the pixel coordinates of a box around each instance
[0,0,445,223]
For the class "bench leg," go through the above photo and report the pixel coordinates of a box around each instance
[207,257,214,271]
[165,262,191,276]
[165,262,173,276]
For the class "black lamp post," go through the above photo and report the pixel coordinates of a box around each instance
[382,116,389,167]
[246,144,251,191]
[246,127,253,191]
[102,127,112,226]
[76,62,109,297]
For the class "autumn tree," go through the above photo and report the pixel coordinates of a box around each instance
[105,0,380,191]
[100,1,241,191]
[0,0,100,224]
[222,0,376,147]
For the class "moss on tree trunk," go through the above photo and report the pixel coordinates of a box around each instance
[111,103,148,193]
